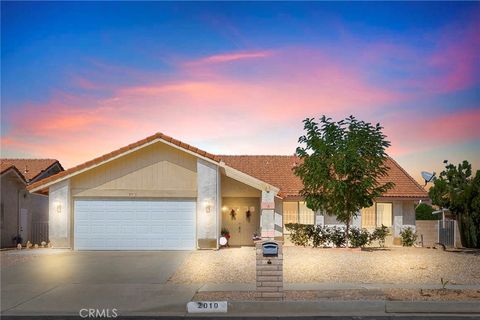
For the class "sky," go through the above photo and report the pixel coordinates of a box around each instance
[1,2,479,184]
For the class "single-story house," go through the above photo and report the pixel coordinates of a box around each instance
[28,133,428,250]
[1,159,64,248]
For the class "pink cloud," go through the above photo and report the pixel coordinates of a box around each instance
[2,48,403,167]
[187,50,273,65]
[2,41,478,169]
[384,108,480,156]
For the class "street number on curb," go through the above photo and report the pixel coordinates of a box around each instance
[187,301,227,313]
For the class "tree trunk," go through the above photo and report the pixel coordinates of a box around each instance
[345,218,350,248]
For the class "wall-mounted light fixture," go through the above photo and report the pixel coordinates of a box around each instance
[54,201,62,214]
[203,199,212,213]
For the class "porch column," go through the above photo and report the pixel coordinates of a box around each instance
[196,159,220,249]
[260,190,275,238]
[48,180,71,248]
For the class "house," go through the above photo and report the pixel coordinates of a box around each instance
[27,133,428,250]
[1,159,64,248]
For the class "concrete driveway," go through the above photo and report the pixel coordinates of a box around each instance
[1,249,199,316]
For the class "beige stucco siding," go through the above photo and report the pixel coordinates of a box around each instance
[221,175,261,197]
[71,142,198,198]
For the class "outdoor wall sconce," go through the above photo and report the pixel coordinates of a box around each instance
[203,199,212,213]
[54,201,62,213]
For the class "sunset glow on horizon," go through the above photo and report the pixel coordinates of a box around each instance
[1,2,479,183]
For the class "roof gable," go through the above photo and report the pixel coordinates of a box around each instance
[28,132,222,192]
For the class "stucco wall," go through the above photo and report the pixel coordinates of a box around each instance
[1,171,24,247]
[1,170,50,247]
[71,142,197,198]
[49,179,71,248]
[221,175,261,197]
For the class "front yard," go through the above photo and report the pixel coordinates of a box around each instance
[170,246,480,285]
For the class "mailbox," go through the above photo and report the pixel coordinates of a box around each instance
[262,242,278,257]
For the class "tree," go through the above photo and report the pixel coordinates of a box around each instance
[294,116,394,247]
[415,203,439,220]
[429,161,480,248]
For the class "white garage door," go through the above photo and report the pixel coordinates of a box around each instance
[74,199,196,250]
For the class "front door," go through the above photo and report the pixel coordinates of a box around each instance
[222,197,260,246]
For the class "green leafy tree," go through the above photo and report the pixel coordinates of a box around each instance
[415,203,439,220]
[429,161,480,248]
[294,116,394,247]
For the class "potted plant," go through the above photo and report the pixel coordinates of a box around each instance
[220,228,230,247]
[12,235,23,246]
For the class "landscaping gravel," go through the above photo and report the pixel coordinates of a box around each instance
[193,288,480,301]
[170,246,480,285]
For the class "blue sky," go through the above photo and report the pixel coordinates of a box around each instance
[1,2,479,181]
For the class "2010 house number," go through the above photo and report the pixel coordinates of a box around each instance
[198,302,218,309]
[187,301,227,313]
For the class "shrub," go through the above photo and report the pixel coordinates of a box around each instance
[400,226,418,246]
[330,226,346,247]
[370,224,390,247]
[348,227,370,248]
[285,223,310,246]
[311,225,331,247]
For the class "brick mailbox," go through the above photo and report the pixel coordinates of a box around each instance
[255,240,284,301]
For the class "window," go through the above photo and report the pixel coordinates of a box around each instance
[376,203,392,227]
[283,202,298,225]
[361,205,376,228]
[361,202,392,228]
[299,202,314,224]
[283,201,314,225]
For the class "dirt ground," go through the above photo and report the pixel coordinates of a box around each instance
[170,246,480,285]
[193,288,480,301]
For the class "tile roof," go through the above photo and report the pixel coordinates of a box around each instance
[0,159,61,183]
[27,132,428,199]
[28,132,221,192]
[219,155,428,199]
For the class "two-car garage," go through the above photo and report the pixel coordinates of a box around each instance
[74,199,196,250]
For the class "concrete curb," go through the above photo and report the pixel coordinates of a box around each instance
[386,301,480,314]
[227,300,385,315]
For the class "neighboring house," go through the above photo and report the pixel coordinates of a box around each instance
[28,133,428,250]
[1,159,64,248]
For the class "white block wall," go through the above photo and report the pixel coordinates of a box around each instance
[196,159,220,247]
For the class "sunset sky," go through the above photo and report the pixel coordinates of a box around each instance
[1,2,479,183]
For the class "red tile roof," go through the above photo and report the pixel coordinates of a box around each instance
[219,155,428,199]
[27,132,428,199]
[0,159,61,183]
[28,132,221,192]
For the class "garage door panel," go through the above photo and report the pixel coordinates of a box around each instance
[74,199,196,250]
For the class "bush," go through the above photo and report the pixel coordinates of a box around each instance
[400,226,417,246]
[285,223,310,246]
[330,226,346,247]
[311,225,331,247]
[348,227,370,248]
[370,225,390,247]
[286,223,392,248]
